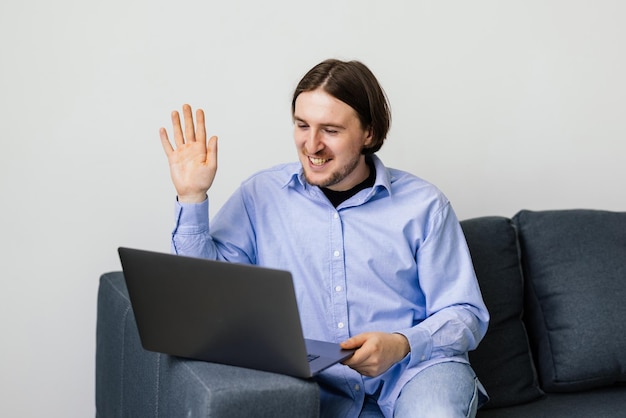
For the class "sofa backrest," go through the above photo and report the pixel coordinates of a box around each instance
[462,209,626,409]
[513,209,626,393]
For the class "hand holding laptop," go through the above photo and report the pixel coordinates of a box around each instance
[340,332,410,377]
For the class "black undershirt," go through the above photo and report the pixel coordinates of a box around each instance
[321,157,376,207]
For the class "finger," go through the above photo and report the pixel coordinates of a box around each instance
[159,127,174,157]
[341,346,369,370]
[341,338,368,365]
[341,351,361,366]
[183,104,196,142]
[171,110,184,147]
[341,345,382,377]
[196,108,206,146]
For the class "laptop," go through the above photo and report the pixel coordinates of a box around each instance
[118,247,354,378]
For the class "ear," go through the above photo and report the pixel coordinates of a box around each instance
[363,126,374,147]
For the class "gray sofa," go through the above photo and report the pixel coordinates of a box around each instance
[96,209,626,417]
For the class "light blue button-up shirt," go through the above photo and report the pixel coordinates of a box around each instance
[171,155,489,418]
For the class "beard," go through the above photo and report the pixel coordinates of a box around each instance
[303,153,363,190]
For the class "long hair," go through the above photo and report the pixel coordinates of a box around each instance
[292,59,391,154]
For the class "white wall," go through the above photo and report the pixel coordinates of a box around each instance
[1,1,624,416]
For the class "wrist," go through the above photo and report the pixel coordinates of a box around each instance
[177,193,207,204]
[394,333,411,358]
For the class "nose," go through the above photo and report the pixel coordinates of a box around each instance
[304,129,324,155]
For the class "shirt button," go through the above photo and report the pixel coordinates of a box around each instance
[333,250,340,257]
[354,384,361,392]
[335,285,342,292]
[338,322,345,329]
[333,213,339,219]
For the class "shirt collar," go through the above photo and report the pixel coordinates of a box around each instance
[283,154,393,197]
[370,154,393,196]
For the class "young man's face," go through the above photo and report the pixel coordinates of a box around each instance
[293,89,373,192]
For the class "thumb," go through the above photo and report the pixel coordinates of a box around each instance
[206,135,218,164]
[340,334,367,349]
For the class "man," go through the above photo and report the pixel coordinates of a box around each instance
[160,59,489,417]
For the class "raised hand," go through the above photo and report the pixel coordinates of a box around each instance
[160,104,218,203]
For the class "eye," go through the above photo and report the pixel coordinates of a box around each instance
[296,122,309,130]
[324,128,338,135]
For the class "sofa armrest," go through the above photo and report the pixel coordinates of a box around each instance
[96,271,320,418]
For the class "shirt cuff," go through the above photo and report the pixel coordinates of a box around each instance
[398,326,433,368]
[174,196,209,234]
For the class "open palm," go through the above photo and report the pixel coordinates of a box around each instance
[160,104,218,203]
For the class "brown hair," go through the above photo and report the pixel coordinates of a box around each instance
[292,59,391,154]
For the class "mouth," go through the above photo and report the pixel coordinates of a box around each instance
[309,156,330,166]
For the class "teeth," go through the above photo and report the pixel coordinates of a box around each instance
[310,157,328,166]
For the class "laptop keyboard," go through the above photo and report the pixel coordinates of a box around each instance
[307,354,320,362]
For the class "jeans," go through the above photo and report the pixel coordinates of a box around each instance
[359,362,485,418]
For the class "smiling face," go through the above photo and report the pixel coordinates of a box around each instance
[293,88,373,192]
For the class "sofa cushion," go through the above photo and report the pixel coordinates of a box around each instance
[461,217,544,408]
[513,209,626,392]
[477,385,626,418]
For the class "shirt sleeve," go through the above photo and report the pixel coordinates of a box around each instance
[171,197,217,259]
[398,202,490,368]
[171,189,258,264]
